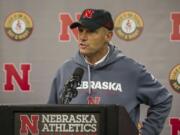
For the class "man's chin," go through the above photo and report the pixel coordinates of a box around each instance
[79,51,91,56]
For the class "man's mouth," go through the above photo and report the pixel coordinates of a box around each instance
[79,43,88,49]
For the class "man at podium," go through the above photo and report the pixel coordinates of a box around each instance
[48,8,173,135]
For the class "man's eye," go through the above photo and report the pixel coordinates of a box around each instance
[78,27,96,33]
[78,28,83,32]
[87,29,96,33]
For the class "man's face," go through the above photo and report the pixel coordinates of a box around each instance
[77,26,112,57]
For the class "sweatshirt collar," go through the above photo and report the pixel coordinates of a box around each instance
[84,46,110,66]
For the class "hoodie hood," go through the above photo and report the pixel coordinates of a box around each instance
[72,44,124,69]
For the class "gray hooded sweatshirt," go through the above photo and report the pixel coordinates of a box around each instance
[48,44,173,135]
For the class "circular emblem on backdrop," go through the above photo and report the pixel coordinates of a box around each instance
[4,11,33,41]
[169,64,180,93]
[114,11,144,41]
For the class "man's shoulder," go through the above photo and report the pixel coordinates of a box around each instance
[119,56,144,72]
[63,58,74,65]
[59,58,76,70]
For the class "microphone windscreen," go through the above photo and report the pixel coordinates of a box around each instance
[73,67,84,81]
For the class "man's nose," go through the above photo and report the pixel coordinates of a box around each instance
[79,31,88,41]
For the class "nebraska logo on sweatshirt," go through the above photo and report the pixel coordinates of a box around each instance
[77,81,123,92]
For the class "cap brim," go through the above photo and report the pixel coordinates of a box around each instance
[70,22,81,29]
[70,21,101,31]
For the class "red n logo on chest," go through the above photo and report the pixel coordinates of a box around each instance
[87,96,101,104]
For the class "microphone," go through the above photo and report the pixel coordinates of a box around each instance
[60,67,84,104]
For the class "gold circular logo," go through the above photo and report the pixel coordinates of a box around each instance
[4,11,33,41]
[169,64,180,93]
[114,11,144,41]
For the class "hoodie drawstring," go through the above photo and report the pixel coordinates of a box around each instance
[87,64,92,95]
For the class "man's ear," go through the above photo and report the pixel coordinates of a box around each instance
[105,31,113,42]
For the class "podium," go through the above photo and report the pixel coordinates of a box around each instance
[0,104,138,135]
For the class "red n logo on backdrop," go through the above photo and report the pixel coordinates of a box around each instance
[3,63,31,91]
[20,115,39,135]
[59,12,81,41]
[170,12,180,41]
[170,118,180,135]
